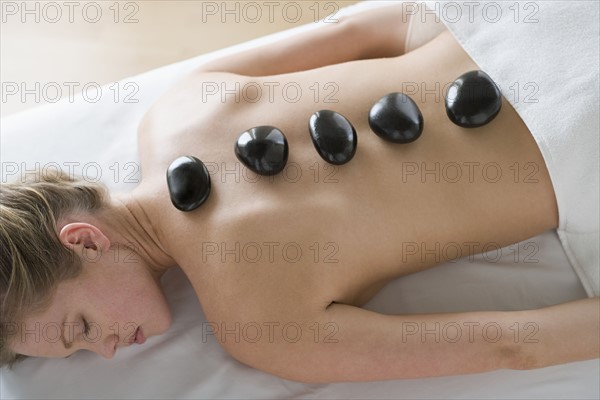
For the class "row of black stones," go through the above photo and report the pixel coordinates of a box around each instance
[167,70,502,211]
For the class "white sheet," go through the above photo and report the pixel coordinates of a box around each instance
[1,1,598,398]
[426,0,600,297]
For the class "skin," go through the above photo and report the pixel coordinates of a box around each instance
[11,3,599,382]
[12,206,172,359]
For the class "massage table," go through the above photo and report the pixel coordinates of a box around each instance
[1,1,598,398]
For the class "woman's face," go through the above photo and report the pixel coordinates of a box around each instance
[10,248,172,359]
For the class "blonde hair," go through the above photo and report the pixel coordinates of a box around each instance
[0,169,109,368]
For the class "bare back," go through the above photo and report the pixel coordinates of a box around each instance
[135,30,558,324]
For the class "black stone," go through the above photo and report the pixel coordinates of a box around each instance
[445,70,502,128]
[234,126,289,175]
[368,93,424,143]
[308,110,357,165]
[166,156,211,212]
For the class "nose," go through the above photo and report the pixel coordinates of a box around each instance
[95,334,118,359]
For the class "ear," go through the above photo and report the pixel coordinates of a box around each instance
[59,223,111,260]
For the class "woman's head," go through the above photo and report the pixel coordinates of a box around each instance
[0,169,172,367]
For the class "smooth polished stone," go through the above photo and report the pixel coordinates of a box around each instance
[166,156,211,212]
[445,70,502,128]
[368,93,424,143]
[235,126,289,175]
[308,110,357,165]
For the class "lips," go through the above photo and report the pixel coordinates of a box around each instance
[134,326,146,345]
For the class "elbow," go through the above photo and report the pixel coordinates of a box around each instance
[501,342,541,371]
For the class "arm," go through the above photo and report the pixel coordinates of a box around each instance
[229,298,599,383]
[195,3,410,76]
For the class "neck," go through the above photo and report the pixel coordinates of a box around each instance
[100,192,177,281]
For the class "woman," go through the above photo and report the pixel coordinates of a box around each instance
[1,1,598,383]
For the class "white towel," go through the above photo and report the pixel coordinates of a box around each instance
[410,0,600,297]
